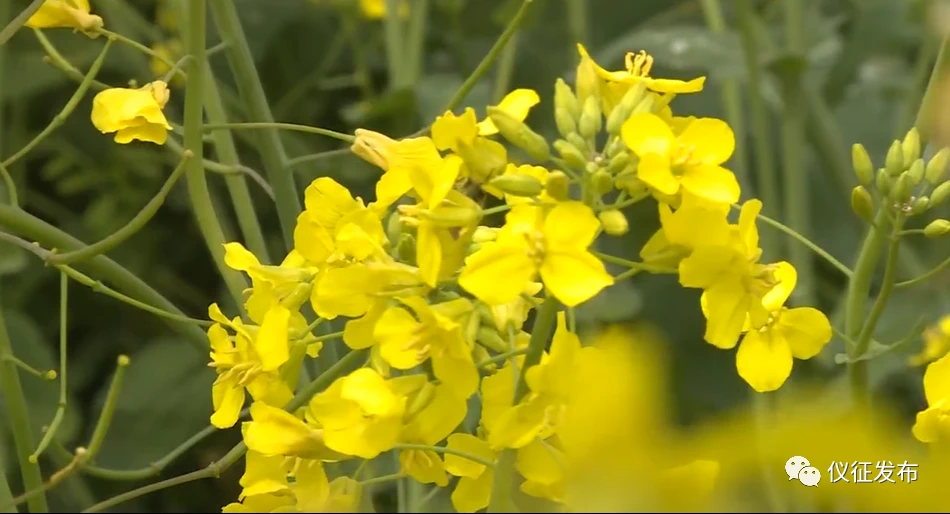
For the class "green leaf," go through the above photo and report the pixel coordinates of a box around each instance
[89,338,214,469]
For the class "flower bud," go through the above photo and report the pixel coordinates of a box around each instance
[554,78,581,120]
[851,186,875,223]
[592,170,614,196]
[931,181,950,207]
[472,226,499,243]
[902,127,921,166]
[397,233,415,263]
[486,107,550,162]
[605,134,627,157]
[876,169,892,195]
[851,143,874,186]
[555,107,577,139]
[885,140,905,176]
[545,170,570,201]
[926,147,950,183]
[575,55,600,107]
[405,382,437,420]
[457,138,507,184]
[578,96,602,140]
[386,211,403,243]
[598,209,629,236]
[607,151,630,175]
[630,94,656,117]
[891,173,914,204]
[605,82,647,135]
[489,173,544,197]
[351,129,396,170]
[924,219,950,238]
[566,133,590,157]
[473,345,497,373]
[554,139,587,170]
[419,205,481,227]
[906,158,925,186]
[912,196,930,215]
[476,326,508,353]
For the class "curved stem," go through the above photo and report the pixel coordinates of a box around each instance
[0,162,16,207]
[0,283,49,512]
[0,204,209,350]
[166,136,274,201]
[895,254,950,288]
[33,29,109,90]
[392,444,495,469]
[47,152,191,265]
[0,0,44,46]
[2,36,112,167]
[29,274,68,462]
[283,148,352,171]
[403,0,429,87]
[384,0,406,88]
[84,355,130,462]
[94,28,183,77]
[202,122,355,143]
[182,0,248,311]
[78,425,218,481]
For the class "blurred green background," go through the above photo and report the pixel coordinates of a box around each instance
[1,0,949,511]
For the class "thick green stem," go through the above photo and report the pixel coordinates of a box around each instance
[0,204,208,350]
[0,464,13,514]
[491,31,519,104]
[488,295,558,513]
[897,35,939,138]
[403,0,429,86]
[384,0,406,88]
[564,0,588,49]
[183,0,248,310]
[736,0,780,260]
[209,0,301,250]
[0,285,49,513]
[0,0,43,46]
[915,35,950,144]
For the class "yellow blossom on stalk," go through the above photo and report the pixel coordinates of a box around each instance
[621,112,740,205]
[399,383,468,486]
[241,402,346,461]
[444,433,497,513]
[90,80,173,145]
[639,198,731,269]
[487,281,542,333]
[350,130,444,212]
[374,296,479,398]
[913,350,950,443]
[459,202,614,307]
[475,89,541,136]
[207,305,295,429]
[909,314,950,366]
[493,163,555,206]
[26,0,103,31]
[713,264,832,392]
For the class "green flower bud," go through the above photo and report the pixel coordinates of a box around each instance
[592,170,614,196]
[386,211,403,243]
[851,143,874,186]
[554,139,587,170]
[486,106,550,162]
[931,181,950,207]
[545,170,570,201]
[555,107,577,139]
[605,82,647,135]
[911,196,930,215]
[891,173,914,204]
[605,135,627,157]
[554,78,581,120]
[876,169,892,195]
[598,209,629,236]
[575,55,600,107]
[457,138,507,183]
[607,151,630,174]
[902,127,921,165]
[924,219,950,238]
[926,147,950,184]
[489,173,544,197]
[397,233,416,263]
[850,186,875,223]
[885,140,904,176]
[906,158,925,186]
[630,94,656,117]
[566,133,590,157]
[473,345,497,373]
[578,96,602,140]
[476,326,508,352]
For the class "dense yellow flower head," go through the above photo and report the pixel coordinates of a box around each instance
[90,80,173,145]
[26,0,103,31]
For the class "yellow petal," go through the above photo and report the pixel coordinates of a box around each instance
[444,433,493,478]
[701,281,750,350]
[432,347,479,399]
[459,242,535,305]
[451,472,494,513]
[256,306,290,372]
[432,108,479,152]
[375,307,426,369]
[736,328,793,393]
[478,88,541,136]
[621,112,674,157]
[340,368,400,416]
[542,201,600,250]
[679,164,740,204]
[243,403,337,460]
[923,351,950,406]
[303,177,361,228]
[776,307,831,360]
[210,377,245,429]
[912,405,946,443]
[223,242,261,271]
[637,153,679,196]
[540,249,614,307]
[677,117,735,166]
[404,384,468,446]
[761,261,796,311]
[416,223,443,288]
[516,438,564,486]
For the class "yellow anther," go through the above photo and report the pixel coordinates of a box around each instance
[625,50,654,77]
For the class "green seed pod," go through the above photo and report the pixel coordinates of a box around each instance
[885,140,905,176]
[545,170,571,201]
[851,143,874,186]
[926,147,950,184]
[489,173,544,197]
[554,139,587,170]
[607,151,630,175]
[592,170,614,195]
[555,107,578,139]
[924,219,950,238]
[850,186,875,223]
[486,106,551,162]
[931,181,950,207]
[902,127,921,166]
[911,196,930,215]
[598,209,629,236]
[906,158,925,187]
[554,78,581,120]
[578,96,602,140]
[876,169,892,195]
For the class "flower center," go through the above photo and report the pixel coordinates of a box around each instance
[624,50,654,78]
[524,230,546,267]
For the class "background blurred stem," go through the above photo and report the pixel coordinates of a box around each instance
[209,0,301,251]
[914,35,950,145]
[897,35,939,139]
[385,0,406,88]
[565,0,588,49]
[403,0,429,87]
[182,0,248,311]
[735,0,780,261]
[699,0,751,195]
[0,464,14,514]
[779,0,814,306]
[0,285,49,513]
[492,31,519,103]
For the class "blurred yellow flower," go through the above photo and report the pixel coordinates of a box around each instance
[90,80,173,145]
[26,0,103,31]
[909,314,950,366]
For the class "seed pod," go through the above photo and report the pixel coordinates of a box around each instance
[850,186,875,223]
[486,107,551,162]
[885,140,905,176]
[926,148,950,184]
[931,181,950,207]
[902,127,921,166]
[851,143,874,186]
[489,173,544,197]
[598,209,629,236]
[545,170,571,201]
[554,140,587,170]
[924,219,950,238]
[876,169,892,195]
[578,96,602,140]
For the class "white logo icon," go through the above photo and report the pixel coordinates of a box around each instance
[785,456,810,481]
[798,466,821,487]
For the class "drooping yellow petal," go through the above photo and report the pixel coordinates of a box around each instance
[775,307,831,360]
[459,242,535,305]
[451,472,494,513]
[444,433,493,478]
[923,351,950,407]
[478,88,541,135]
[256,306,290,372]
[540,249,614,307]
[679,164,740,205]
[211,377,245,429]
[736,329,793,393]
[677,117,735,166]
[542,201,600,250]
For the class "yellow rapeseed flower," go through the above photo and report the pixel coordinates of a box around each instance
[909,314,950,366]
[913,350,950,443]
[444,433,497,513]
[90,80,172,145]
[26,0,102,31]
[398,383,468,486]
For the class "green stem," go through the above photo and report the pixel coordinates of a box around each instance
[491,31,519,104]
[736,0,781,260]
[84,355,130,462]
[384,0,406,89]
[849,213,904,410]
[94,28,182,77]
[897,34,939,138]
[33,29,109,90]
[403,0,429,86]
[751,392,785,512]
[488,295,557,513]
[2,37,112,168]
[0,284,49,512]
[699,0,750,197]
[0,463,13,514]
[287,348,367,411]
[564,0,588,49]
[362,472,407,488]
[47,153,190,265]
[166,137,274,202]
[737,206,853,277]
[895,253,950,288]
[202,122,355,143]
[172,1,271,264]
[209,0,301,250]
[182,0,248,311]
[77,425,217,481]
[0,162,16,207]
[915,35,950,144]
[0,204,208,350]
[0,0,43,46]
[29,274,68,462]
